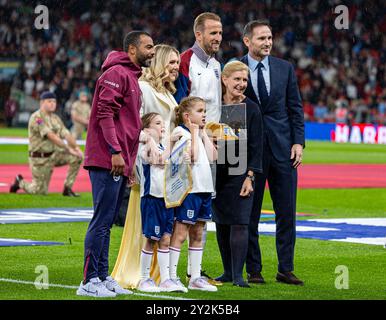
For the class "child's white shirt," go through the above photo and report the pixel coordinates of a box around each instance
[136,142,165,198]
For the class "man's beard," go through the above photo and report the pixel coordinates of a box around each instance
[137,52,152,68]
[203,42,219,56]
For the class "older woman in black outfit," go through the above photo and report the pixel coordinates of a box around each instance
[213,61,263,288]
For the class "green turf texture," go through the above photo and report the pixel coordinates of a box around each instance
[0,221,385,300]
[304,141,386,164]
[0,127,86,139]
[0,188,385,300]
[0,193,93,209]
[0,127,29,137]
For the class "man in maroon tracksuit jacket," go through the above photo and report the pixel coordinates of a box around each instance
[77,31,155,298]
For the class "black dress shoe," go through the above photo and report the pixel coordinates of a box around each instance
[276,272,304,286]
[10,174,23,193]
[247,272,266,284]
[63,186,80,197]
[215,274,232,283]
[233,280,251,288]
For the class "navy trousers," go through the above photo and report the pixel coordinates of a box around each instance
[83,169,127,283]
[246,142,298,274]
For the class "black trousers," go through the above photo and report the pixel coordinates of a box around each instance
[246,143,298,274]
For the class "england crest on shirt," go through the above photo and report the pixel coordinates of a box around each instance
[154,225,160,235]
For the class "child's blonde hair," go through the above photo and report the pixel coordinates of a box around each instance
[174,96,205,126]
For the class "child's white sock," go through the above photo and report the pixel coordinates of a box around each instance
[157,249,170,283]
[189,247,203,280]
[140,249,153,279]
[169,247,181,280]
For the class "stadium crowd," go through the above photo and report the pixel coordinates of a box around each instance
[1,0,385,126]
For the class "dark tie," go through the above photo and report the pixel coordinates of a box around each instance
[257,62,269,108]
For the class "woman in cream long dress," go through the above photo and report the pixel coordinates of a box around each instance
[111,44,179,289]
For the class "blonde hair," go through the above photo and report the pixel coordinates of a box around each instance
[193,12,221,33]
[175,96,205,126]
[221,60,249,96]
[140,44,180,94]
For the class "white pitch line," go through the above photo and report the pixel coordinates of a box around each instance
[0,278,79,289]
[0,278,194,300]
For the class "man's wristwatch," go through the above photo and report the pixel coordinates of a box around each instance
[246,174,255,182]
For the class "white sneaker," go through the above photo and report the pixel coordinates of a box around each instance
[159,279,186,293]
[103,276,133,295]
[188,276,218,292]
[137,278,160,293]
[171,277,188,293]
[76,277,117,298]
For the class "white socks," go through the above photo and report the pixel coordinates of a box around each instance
[170,246,203,280]
[187,225,207,275]
[169,247,181,280]
[143,245,205,283]
[140,249,153,279]
[157,249,170,283]
[189,247,203,280]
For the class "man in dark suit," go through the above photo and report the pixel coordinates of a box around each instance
[240,20,305,285]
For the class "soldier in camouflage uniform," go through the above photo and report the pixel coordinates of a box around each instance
[71,91,91,140]
[10,91,83,197]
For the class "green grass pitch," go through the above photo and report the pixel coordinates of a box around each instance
[0,127,385,300]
